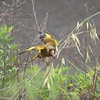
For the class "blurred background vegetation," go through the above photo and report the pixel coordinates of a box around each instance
[0,0,100,67]
[0,0,100,100]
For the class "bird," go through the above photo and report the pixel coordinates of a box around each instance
[19,32,58,63]
[19,45,56,62]
[38,32,58,53]
[29,46,56,62]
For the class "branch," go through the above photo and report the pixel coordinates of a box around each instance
[31,0,40,32]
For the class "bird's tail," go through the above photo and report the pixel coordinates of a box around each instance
[18,46,36,55]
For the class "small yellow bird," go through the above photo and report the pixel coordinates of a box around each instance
[19,32,58,62]
[19,45,56,62]
[29,46,56,62]
[38,32,58,52]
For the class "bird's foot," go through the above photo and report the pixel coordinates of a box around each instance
[51,50,56,59]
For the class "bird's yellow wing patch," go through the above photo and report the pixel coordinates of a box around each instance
[19,45,46,55]
[34,45,46,50]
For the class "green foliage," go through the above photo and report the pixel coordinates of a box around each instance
[76,72,93,89]
[25,66,70,100]
[1,11,100,100]
[1,62,100,100]
[0,24,18,98]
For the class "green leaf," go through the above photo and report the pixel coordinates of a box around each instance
[8,26,14,33]
[8,44,18,50]
[0,30,2,37]
[3,37,14,44]
[3,24,7,31]
[6,55,17,63]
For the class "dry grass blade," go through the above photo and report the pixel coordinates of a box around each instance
[71,34,84,58]
[85,48,90,63]
[88,20,99,43]
[92,67,98,97]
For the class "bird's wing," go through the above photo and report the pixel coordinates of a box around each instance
[19,45,46,55]
[34,45,46,50]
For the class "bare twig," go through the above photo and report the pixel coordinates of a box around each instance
[21,8,35,21]
[64,49,87,72]
[40,4,52,32]
[65,0,79,18]
[31,0,40,32]
[19,22,37,30]
[80,87,99,100]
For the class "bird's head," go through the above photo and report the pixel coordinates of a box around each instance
[38,31,46,41]
[38,31,52,41]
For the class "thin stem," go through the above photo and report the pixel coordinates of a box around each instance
[31,0,40,32]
